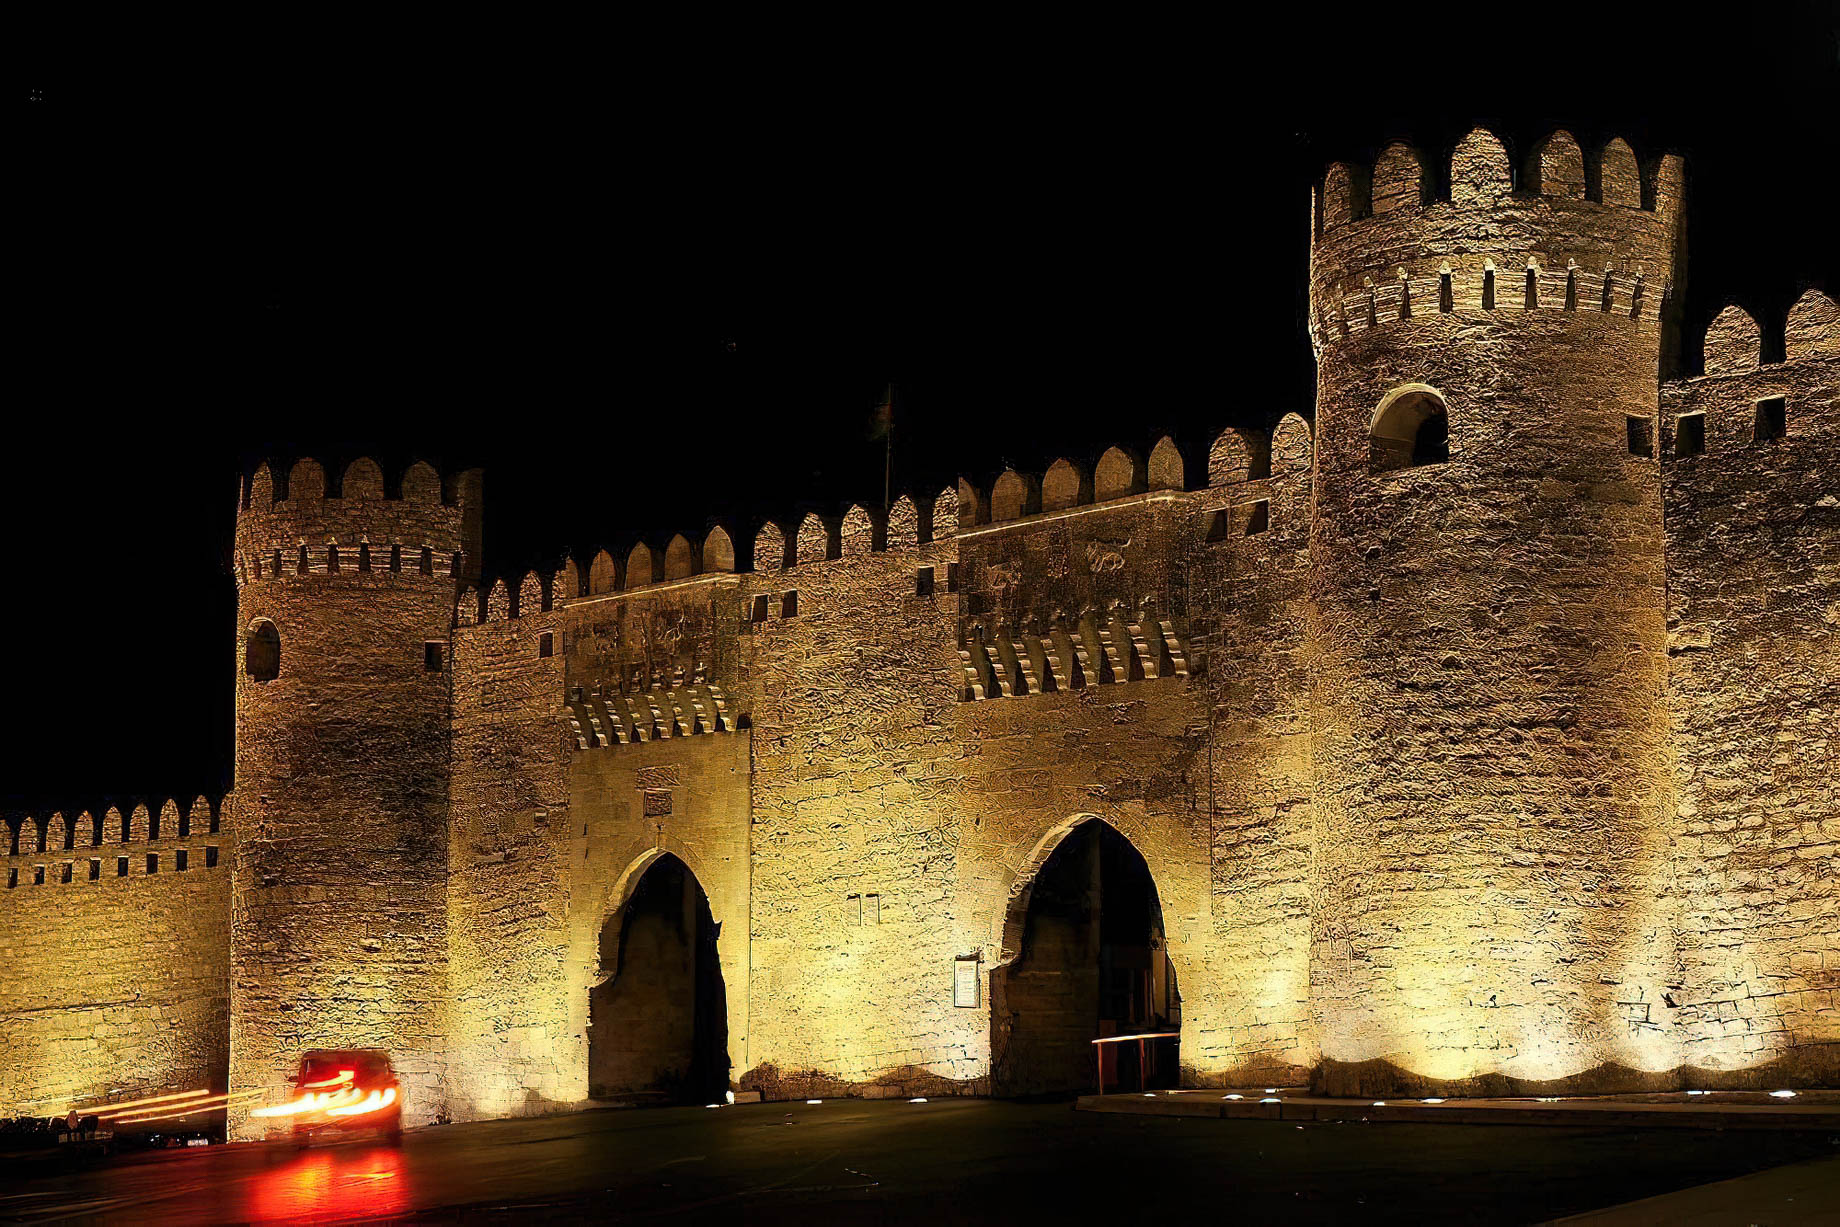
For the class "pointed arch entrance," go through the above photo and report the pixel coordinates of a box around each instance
[990,817,1180,1096]
[588,853,730,1104]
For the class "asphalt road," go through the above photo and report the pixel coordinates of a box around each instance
[3,1098,1834,1225]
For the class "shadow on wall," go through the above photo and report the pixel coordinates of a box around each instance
[739,1063,987,1102]
[1317,1047,1840,1100]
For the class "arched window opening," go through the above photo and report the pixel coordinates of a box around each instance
[245,619,281,683]
[589,854,730,1104]
[1370,386,1452,474]
[990,819,1180,1097]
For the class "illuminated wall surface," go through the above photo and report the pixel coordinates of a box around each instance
[2,129,1835,1133]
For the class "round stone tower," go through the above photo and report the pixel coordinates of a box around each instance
[1306,130,1686,1095]
[228,456,480,1135]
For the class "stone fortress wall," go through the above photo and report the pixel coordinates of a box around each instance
[3,126,1835,1129]
[0,800,232,1116]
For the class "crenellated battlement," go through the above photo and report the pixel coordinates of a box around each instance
[456,417,1327,631]
[1310,129,1684,358]
[1660,290,1840,463]
[3,795,228,895]
[233,456,482,588]
[1313,128,1682,240]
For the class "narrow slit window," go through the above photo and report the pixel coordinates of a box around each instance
[1244,500,1270,535]
[61,862,73,884]
[1524,267,1538,309]
[781,591,799,619]
[176,849,189,872]
[35,865,46,885]
[297,546,310,575]
[1675,414,1706,458]
[146,854,158,875]
[1204,508,1229,542]
[1630,275,1645,319]
[89,858,101,881]
[1481,268,1495,311]
[205,846,219,868]
[749,594,770,624]
[1754,397,1786,442]
[270,550,283,577]
[1438,271,1453,313]
[945,562,961,593]
[326,545,340,574]
[390,544,402,573]
[538,632,554,658]
[1626,416,1654,458]
[916,566,935,597]
[1600,271,1614,313]
[425,641,446,672]
[358,542,372,572]
[1564,267,1578,311]
[6,868,15,889]
[116,856,129,877]
[419,547,434,576]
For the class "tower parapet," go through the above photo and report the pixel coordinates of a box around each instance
[234,458,481,588]
[1310,130,1684,363]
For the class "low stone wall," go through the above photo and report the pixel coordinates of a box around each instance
[1,822,231,1115]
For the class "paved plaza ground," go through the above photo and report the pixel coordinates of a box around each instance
[3,1098,1836,1224]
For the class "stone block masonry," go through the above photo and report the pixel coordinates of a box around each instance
[2,126,1835,1123]
[0,799,232,1116]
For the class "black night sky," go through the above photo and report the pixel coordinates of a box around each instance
[11,15,1838,816]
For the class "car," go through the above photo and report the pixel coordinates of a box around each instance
[253,1049,404,1146]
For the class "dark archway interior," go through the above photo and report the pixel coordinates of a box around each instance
[991,821,1179,1097]
[588,855,729,1104]
[1410,408,1450,466]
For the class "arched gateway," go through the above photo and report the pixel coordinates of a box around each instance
[990,818,1180,1096]
[588,853,730,1104]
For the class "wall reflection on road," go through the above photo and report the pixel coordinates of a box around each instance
[246,1144,409,1221]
